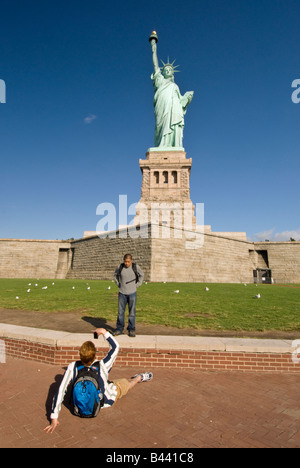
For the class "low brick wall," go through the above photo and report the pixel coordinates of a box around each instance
[1,324,300,373]
[117,348,300,373]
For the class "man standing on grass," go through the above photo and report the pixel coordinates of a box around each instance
[113,254,144,338]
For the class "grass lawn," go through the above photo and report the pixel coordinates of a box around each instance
[0,278,299,333]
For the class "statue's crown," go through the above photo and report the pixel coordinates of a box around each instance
[160,58,180,73]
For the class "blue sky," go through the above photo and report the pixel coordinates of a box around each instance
[0,0,299,241]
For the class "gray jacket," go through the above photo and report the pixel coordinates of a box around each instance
[114,263,144,295]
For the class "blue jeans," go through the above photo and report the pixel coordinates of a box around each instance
[116,292,137,332]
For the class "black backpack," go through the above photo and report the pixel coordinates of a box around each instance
[116,262,139,284]
[72,361,104,418]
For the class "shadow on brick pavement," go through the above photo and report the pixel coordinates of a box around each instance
[1,357,300,448]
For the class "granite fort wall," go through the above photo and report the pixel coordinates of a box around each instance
[150,229,254,283]
[67,227,152,281]
[0,239,71,279]
[254,241,300,284]
[0,233,299,283]
[67,227,255,283]
[67,228,300,283]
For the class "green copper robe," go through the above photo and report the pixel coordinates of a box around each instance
[152,69,187,148]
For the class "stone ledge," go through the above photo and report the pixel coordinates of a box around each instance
[0,238,70,243]
[0,323,295,354]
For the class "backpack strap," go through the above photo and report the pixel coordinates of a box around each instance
[74,361,99,381]
[74,360,83,378]
[132,263,139,283]
[90,362,104,408]
[117,262,139,284]
[90,361,100,374]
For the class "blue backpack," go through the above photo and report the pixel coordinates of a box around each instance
[72,361,104,418]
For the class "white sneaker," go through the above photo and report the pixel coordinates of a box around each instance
[132,372,153,382]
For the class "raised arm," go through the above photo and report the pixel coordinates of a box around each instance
[94,328,120,373]
[149,31,159,74]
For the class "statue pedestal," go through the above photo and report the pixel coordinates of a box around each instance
[133,148,196,229]
[147,146,185,153]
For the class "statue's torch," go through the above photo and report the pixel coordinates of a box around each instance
[149,30,158,45]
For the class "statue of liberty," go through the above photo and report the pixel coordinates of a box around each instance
[149,31,194,148]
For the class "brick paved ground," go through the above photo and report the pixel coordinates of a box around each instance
[1,356,300,448]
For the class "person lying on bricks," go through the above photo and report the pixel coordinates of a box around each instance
[44,328,153,433]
